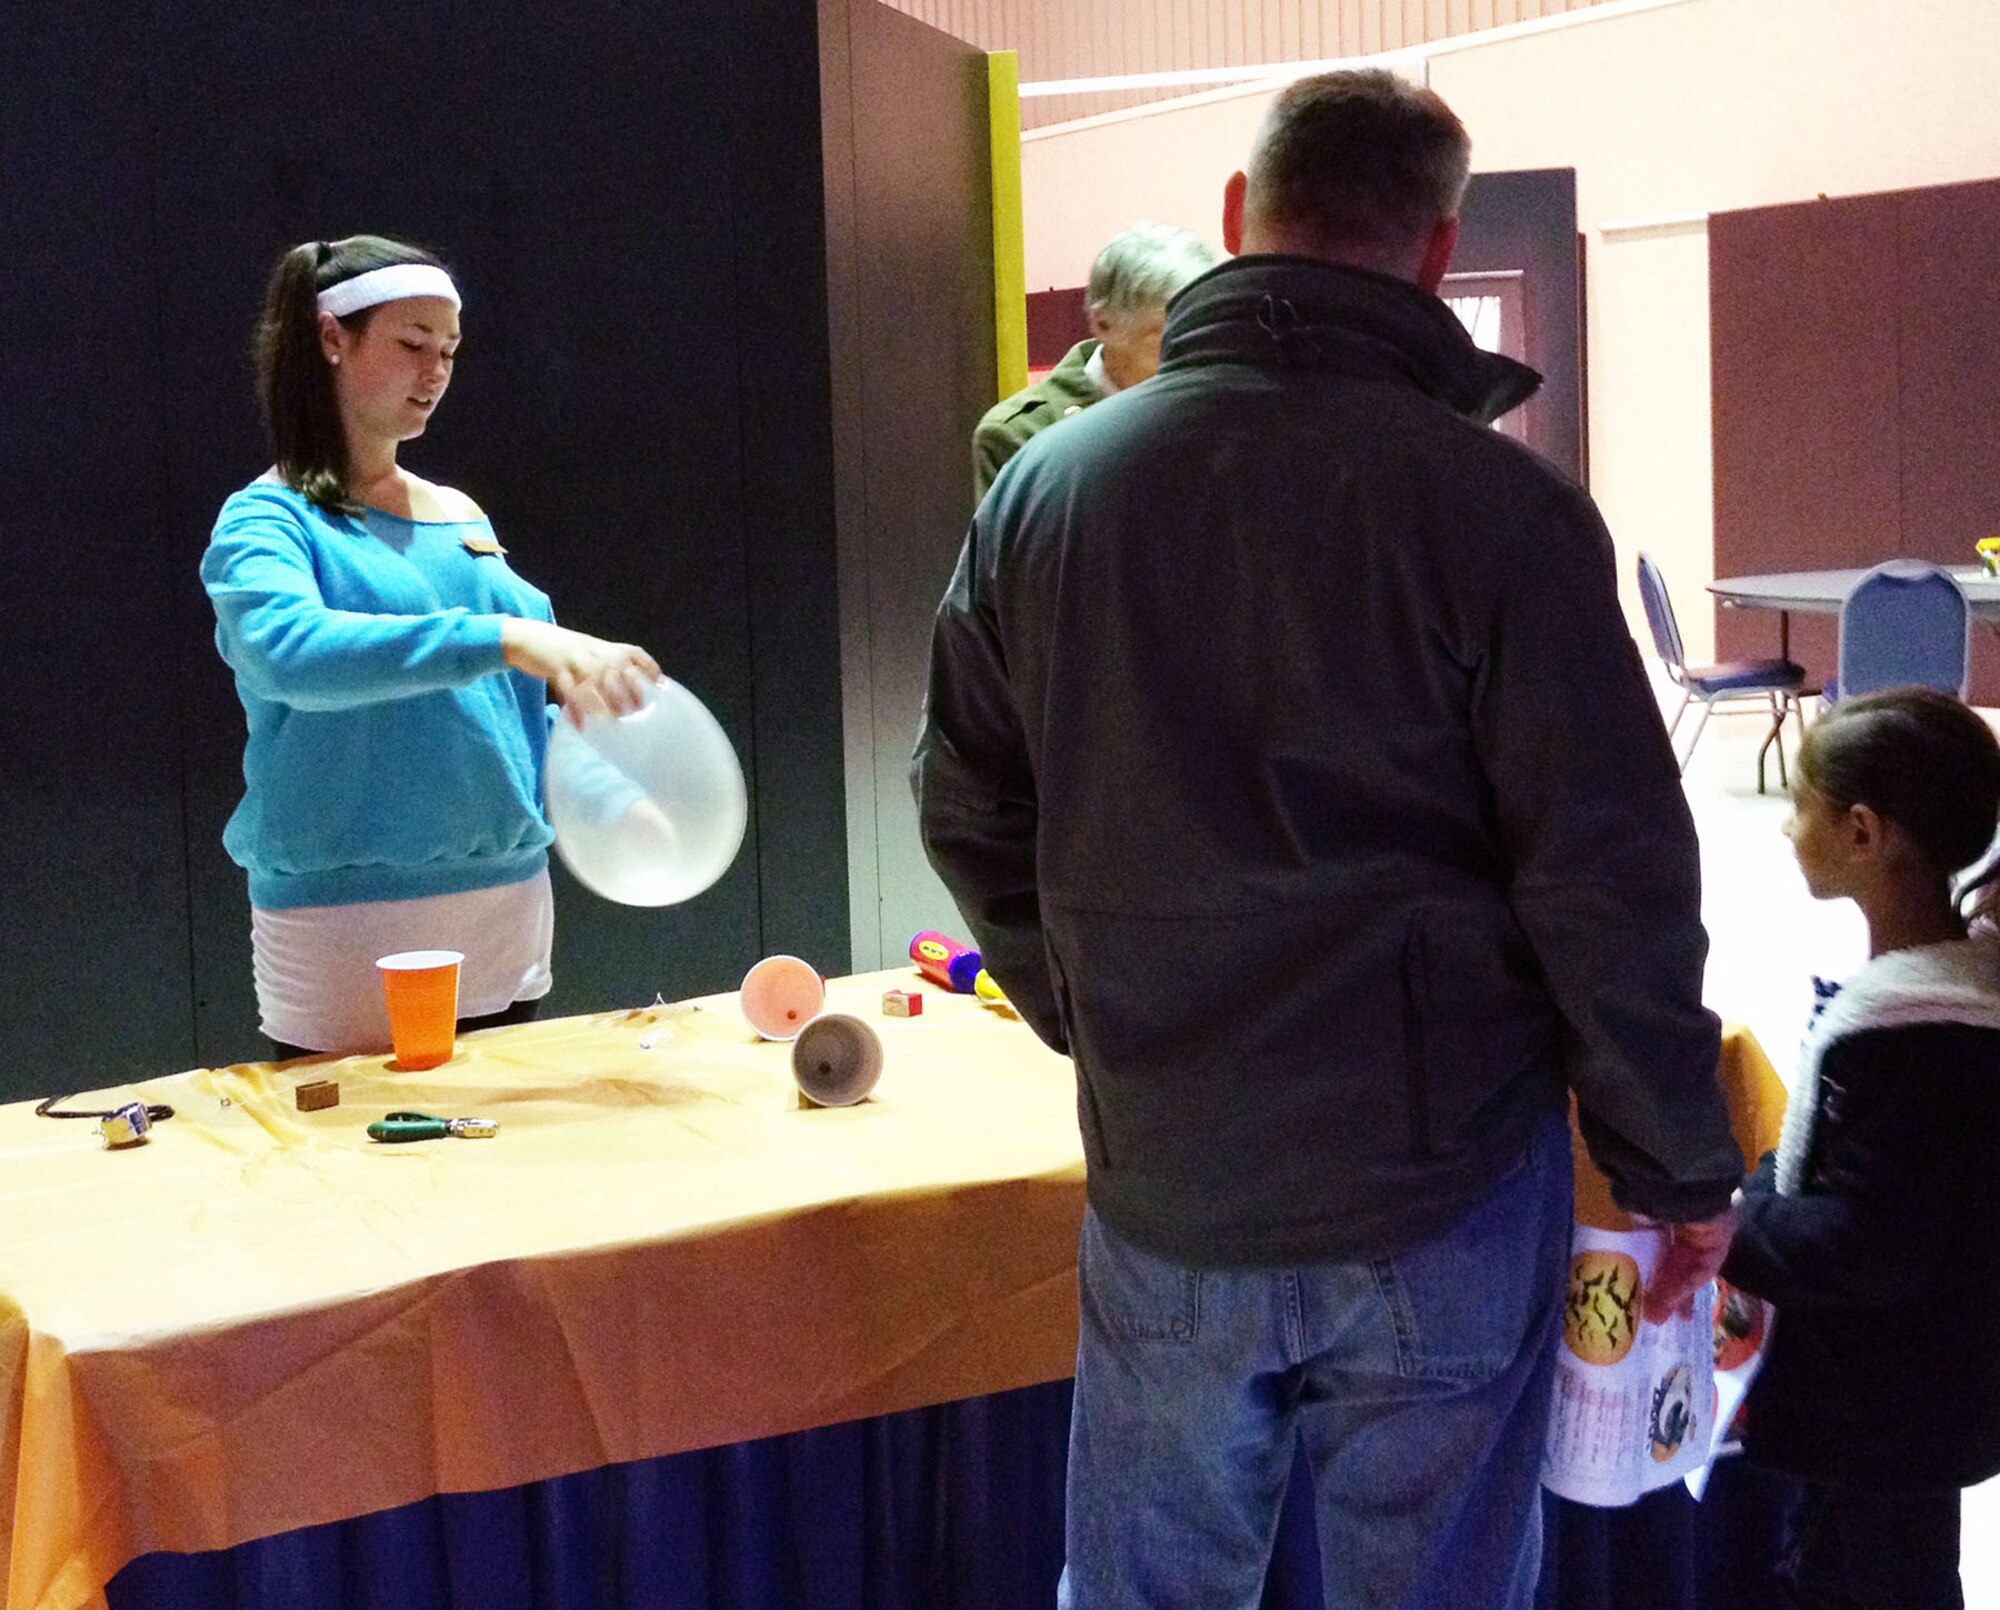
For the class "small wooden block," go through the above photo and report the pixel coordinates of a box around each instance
[295,1079,340,1112]
[882,989,922,1018]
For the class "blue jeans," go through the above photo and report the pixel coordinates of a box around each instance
[1059,1110,1573,1610]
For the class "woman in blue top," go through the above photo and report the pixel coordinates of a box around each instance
[203,234,659,1058]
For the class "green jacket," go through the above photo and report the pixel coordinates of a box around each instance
[971,340,1103,498]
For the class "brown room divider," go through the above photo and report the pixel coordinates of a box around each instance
[1712,178,2000,703]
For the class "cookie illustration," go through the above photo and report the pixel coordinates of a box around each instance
[1563,1249,1643,1365]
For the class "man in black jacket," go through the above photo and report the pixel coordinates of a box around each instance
[914,70,1742,1608]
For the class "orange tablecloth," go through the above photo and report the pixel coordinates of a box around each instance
[0,972,1084,1610]
[0,978,1779,1610]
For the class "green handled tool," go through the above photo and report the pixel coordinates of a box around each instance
[366,1111,499,1143]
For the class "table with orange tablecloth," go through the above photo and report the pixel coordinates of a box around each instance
[0,971,1782,1610]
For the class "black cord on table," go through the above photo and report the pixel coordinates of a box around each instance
[34,1094,175,1122]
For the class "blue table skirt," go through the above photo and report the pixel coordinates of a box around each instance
[106,1379,1796,1609]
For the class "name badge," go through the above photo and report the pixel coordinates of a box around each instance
[461,534,507,556]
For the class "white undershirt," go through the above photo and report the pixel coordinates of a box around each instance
[251,871,555,1053]
[1083,344,1119,397]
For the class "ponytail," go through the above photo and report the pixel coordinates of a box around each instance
[256,241,351,510]
[1959,855,2000,930]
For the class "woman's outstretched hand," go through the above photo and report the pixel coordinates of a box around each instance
[501,619,662,728]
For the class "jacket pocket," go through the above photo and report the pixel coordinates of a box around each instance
[1048,940,1111,1168]
[1401,927,1434,1160]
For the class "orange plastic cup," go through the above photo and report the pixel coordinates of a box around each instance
[376,950,463,1070]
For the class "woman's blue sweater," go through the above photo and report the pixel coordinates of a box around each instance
[203,481,556,909]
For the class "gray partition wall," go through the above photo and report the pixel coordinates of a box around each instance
[822,0,999,970]
[1450,168,1587,488]
[0,0,997,1101]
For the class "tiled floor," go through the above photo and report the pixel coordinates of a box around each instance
[1664,684,1997,1601]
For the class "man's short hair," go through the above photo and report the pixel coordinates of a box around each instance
[1246,70,1471,263]
[1085,223,1218,322]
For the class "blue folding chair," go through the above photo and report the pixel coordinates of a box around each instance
[1636,553,1806,793]
[1824,560,1971,705]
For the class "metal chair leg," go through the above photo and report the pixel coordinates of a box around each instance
[1755,692,1789,795]
[1678,700,1715,775]
[1666,690,1693,741]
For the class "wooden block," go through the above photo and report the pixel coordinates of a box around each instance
[881,989,923,1018]
[295,1079,340,1112]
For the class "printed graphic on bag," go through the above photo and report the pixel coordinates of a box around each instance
[1711,1278,1766,1372]
[1562,1249,1643,1365]
[1649,1363,1696,1462]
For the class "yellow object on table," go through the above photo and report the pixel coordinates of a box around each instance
[0,971,1084,1610]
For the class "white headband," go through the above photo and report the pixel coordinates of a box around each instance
[316,263,462,319]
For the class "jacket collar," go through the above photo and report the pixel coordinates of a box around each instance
[1159,254,1542,427]
[1775,932,2000,1195]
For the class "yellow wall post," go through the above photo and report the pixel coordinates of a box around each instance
[987,50,1028,401]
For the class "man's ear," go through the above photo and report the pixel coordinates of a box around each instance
[1416,217,1460,294]
[1222,171,1249,256]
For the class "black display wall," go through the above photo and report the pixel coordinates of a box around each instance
[0,1,989,1100]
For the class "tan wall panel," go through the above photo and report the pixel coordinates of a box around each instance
[877,0,1627,72]
[876,0,1623,129]
[1356,1,1378,54]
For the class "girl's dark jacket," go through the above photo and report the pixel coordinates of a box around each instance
[913,254,1743,1268]
[1724,936,2000,1491]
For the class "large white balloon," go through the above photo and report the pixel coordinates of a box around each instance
[544,678,748,906]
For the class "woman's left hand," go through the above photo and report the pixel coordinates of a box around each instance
[501,619,662,727]
[561,653,662,729]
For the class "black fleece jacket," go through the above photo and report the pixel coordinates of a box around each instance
[913,255,1740,1267]
[1726,1021,2000,1490]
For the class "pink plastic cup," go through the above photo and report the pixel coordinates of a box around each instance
[740,955,824,1041]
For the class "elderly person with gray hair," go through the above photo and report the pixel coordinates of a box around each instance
[971,221,1215,497]
[917,69,1740,1606]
